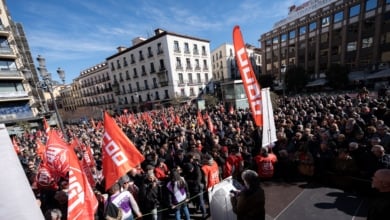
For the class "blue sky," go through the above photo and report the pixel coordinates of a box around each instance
[7,0,305,83]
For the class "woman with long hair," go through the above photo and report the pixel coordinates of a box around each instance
[166,169,190,220]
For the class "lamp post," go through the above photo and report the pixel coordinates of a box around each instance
[35,55,67,140]
[22,68,47,114]
[281,65,287,104]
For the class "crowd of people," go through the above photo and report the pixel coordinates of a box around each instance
[13,87,390,220]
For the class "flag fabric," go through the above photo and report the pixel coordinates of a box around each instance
[91,118,96,129]
[43,118,50,134]
[233,25,263,127]
[67,142,98,220]
[261,88,277,148]
[36,138,47,162]
[45,130,69,178]
[12,136,20,155]
[197,111,205,127]
[102,111,145,190]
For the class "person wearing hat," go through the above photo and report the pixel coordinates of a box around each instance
[119,175,139,203]
[201,154,220,190]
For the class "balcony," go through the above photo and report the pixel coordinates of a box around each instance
[0,91,29,98]
[0,69,20,78]
[0,25,10,37]
[177,80,186,87]
[0,47,16,59]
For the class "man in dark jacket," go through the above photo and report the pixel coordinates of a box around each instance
[367,169,390,220]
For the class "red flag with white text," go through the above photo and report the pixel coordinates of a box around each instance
[233,26,263,127]
[102,111,145,190]
[67,143,98,220]
[45,130,69,178]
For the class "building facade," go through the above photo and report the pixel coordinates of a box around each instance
[106,28,212,113]
[59,62,115,122]
[211,43,262,109]
[260,0,390,84]
[0,0,43,132]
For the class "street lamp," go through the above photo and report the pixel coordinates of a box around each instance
[22,68,47,114]
[281,65,287,104]
[35,55,67,140]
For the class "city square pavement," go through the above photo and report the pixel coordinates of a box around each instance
[168,180,370,220]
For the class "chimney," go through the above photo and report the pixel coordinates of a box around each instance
[117,46,127,52]
[132,37,146,46]
[154,28,165,36]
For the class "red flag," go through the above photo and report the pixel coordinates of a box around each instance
[161,114,169,128]
[208,117,217,134]
[36,139,47,162]
[197,111,205,127]
[102,111,145,190]
[96,121,102,130]
[175,115,181,125]
[67,142,98,220]
[45,130,69,178]
[43,118,50,134]
[12,136,20,155]
[233,26,263,126]
[91,118,96,129]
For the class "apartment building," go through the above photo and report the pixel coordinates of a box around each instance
[260,0,390,86]
[211,43,262,109]
[106,28,211,113]
[0,0,42,132]
[59,62,114,122]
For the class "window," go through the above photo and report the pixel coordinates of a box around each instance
[197,73,201,83]
[193,44,199,54]
[322,16,330,27]
[184,42,190,54]
[178,73,184,83]
[362,37,373,48]
[133,68,138,77]
[174,41,180,52]
[188,73,193,83]
[195,59,200,69]
[186,58,192,69]
[144,80,149,89]
[281,34,287,42]
[203,60,208,70]
[123,57,128,66]
[201,46,207,55]
[130,54,135,63]
[117,60,121,69]
[334,11,343,23]
[289,30,296,39]
[309,22,317,32]
[273,37,279,44]
[157,42,163,54]
[147,46,153,57]
[266,39,272,45]
[365,0,377,12]
[141,65,147,75]
[347,41,357,51]
[139,51,144,61]
[349,4,360,17]
[176,57,182,68]
[205,73,209,82]
[299,26,306,35]
[150,63,156,73]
